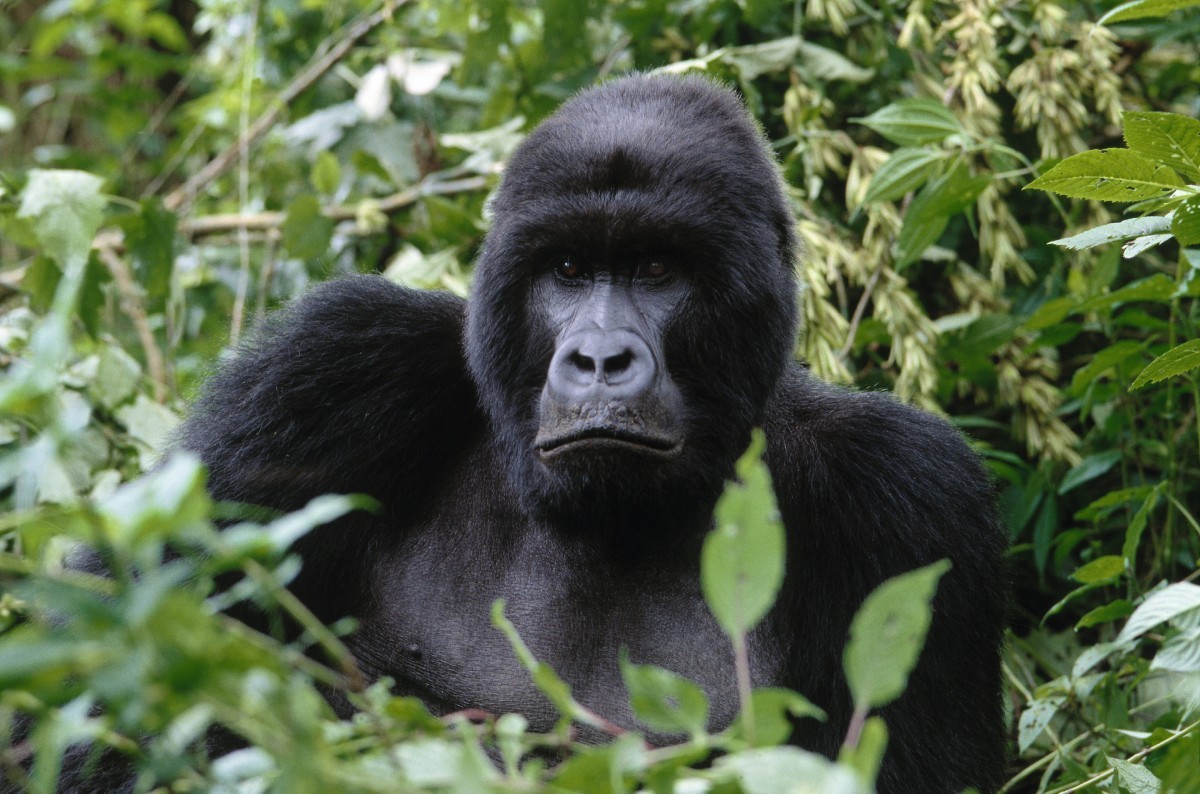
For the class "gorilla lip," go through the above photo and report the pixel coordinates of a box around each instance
[535,428,682,459]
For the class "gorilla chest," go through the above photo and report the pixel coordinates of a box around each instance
[355,522,785,738]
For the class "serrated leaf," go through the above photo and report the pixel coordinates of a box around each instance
[619,651,709,737]
[1107,756,1163,794]
[864,148,944,204]
[701,430,786,639]
[1026,149,1185,202]
[854,98,962,147]
[1124,233,1175,259]
[843,560,951,709]
[1100,0,1200,24]
[1131,338,1200,390]
[1123,111,1200,181]
[1116,583,1200,644]
[1050,215,1172,250]
[1072,556,1124,584]
[1171,195,1200,245]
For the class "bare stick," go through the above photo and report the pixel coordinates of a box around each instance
[163,2,401,212]
[837,261,885,360]
[95,242,170,403]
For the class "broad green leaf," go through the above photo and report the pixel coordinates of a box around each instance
[721,37,805,80]
[1106,756,1163,794]
[1076,599,1134,630]
[1122,483,1165,570]
[795,41,874,83]
[1072,556,1124,585]
[99,454,210,545]
[1131,338,1200,390]
[1050,215,1171,251]
[854,98,962,147]
[122,199,177,311]
[17,170,106,270]
[1018,695,1065,753]
[1123,111,1200,181]
[843,560,951,709]
[1116,583,1200,644]
[550,734,646,794]
[1025,149,1184,202]
[1068,340,1143,395]
[91,345,141,410]
[1077,274,1175,312]
[619,650,709,737]
[281,194,334,259]
[729,688,826,747]
[838,717,888,785]
[1025,297,1075,331]
[863,148,944,204]
[1058,450,1122,494]
[1151,625,1200,673]
[1171,195,1200,246]
[701,430,786,640]
[894,166,989,270]
[1124,232,1175,259]
[1100,0,1200,24]
[716,746,867,794]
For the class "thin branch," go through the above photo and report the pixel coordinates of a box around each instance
[95,242,170,403]
[837,261,886,360]
[163,1,401,212]
[177,176,488,238]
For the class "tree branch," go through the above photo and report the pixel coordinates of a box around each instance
[95,242,170,403]
[163,1,403,212]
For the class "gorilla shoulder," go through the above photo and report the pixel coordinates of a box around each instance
[182,277,480,511]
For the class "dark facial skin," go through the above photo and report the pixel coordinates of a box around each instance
[534,258,686,462]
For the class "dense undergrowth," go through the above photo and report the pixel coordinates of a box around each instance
[2,0,1200,790]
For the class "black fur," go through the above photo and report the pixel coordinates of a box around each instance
[42,75,1008,792]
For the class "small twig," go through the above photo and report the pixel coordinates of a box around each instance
[95,241,170,403]
[163,2,400,212]
[1051,718,1200,794]
[838,261,886,359]
[230,0,261,345]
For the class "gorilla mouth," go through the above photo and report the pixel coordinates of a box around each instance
[536,428,683,459]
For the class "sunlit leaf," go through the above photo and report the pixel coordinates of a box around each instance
[1025,149,1184,202]
[854,98,963,147]
[1123,111,1200,181]
[1100,0,1200,24]
[1117,583,1200,644]
[1050,216,1171,251]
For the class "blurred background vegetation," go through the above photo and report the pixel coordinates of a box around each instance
[1,0,1199,791]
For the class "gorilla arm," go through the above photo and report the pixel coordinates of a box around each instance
[764,365,1007,794]
[180,276,480,619]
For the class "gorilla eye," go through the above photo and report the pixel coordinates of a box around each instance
[638,260,670,279]
[556,260,583,279]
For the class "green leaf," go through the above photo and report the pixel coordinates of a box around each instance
[1171,195,1200,246]
[1131,338,1200,390]
[894,166,989,270]
[1122,483,1165,570]
[838,716,888,785]
[91,345,142,410]
[619,650,709,737]
[1071,555,1124,585]
[17,170,106,269]
[716,747,867,794]
[1058,450,1122,494]
[311,151,341,195]
[1076,599,1135,630]
[1025,149,1185,202]
[854,98,963,147]
[1018,696,1065,753]
[863,148,944,204]
[1068,341,1142,395]
[491,600,590,727]
[1050,215,1171,251]
[843,560,951,710]
[1116,582,1200,644]
[795,41,874,83]
[281,194,334,260]
[1123,111,1200,181]
[701,430,786,640]
[729,688,826,747]
[1106,756,1163,794]
[1077,273,1175,313]
[1100,0,1200,24]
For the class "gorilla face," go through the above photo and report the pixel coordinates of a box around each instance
[532,257,687,463]
[465,75,798,525]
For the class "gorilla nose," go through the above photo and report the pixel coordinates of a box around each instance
[548,330,656,400]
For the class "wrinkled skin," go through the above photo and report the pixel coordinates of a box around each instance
[33,76,1008,794]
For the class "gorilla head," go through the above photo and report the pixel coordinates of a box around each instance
[465,75,799,529]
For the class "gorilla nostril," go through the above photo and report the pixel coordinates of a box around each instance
[568,351,596,373]
[602,350,633,377]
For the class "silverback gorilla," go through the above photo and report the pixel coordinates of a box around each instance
[136,75,1011,791]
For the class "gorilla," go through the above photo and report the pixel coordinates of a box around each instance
[60,75,1010,791]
